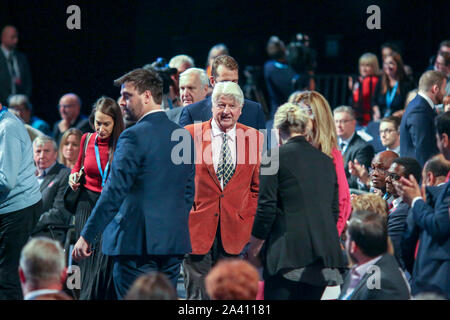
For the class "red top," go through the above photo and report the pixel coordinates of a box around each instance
[72,132,111,193]
[352,75,379,126]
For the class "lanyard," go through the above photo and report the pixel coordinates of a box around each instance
[274,61,288,69]
[0,107,7,120]
[94,135,110,188]
[385,81,399,111]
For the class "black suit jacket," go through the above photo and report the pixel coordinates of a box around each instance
[0,49,32,104]
[52,114,92,144]
[342,133,375,189]
[252,136,344,279]
[32,162,71,243]
[339,254,410,300]
[178,96,266,130]
[400,95,439,167]
[387,200,410,270]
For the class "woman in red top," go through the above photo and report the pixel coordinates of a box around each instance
[348,53,380,126]
[69,97,124,300]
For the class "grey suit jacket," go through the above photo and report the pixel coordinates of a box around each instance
[166,107,184,125]
[32,162,71,243]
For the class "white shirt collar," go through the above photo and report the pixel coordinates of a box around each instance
[353,255,383,278]
[418,91,435,110]
[387,145,400,156]
[137,109,165,123]
[1,45,12,58]
[392,196,403,208]
[211,118,236,141]
[24,289,61,300]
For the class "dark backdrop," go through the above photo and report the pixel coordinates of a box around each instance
[1,0,449,125]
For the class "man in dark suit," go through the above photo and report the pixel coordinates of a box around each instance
[52,93,91,144]
[384,157,422,271]
[179,55,266,130]
[397,111,450,299]
[339,210,410,300]
[72,68,195,299]
[334,106,375,190]
[0,25,32,104]
[30,136,71,245]
[400,70,447,166]
[166,68,208,125]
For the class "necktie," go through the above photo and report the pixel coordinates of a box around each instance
[7,53,17,78]
[340,142,346,153]
[216,133,234,188]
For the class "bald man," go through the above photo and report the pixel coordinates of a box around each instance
[0,25,32,104]
[52,93,91,143]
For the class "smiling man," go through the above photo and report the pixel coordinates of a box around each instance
[166,68,208,124]
[183,81,263,300]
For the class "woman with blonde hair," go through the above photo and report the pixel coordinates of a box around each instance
[348,53,380,126]
[58,128,82,169]
[291,91,351,236]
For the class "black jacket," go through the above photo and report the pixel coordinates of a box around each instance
[252,136,345,278]
[342,133,375,189]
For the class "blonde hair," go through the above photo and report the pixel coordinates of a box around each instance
[351,194,388,218]
[291,91,337,157]
[274,102,311,140]
[58,128,82,168]
[359,53,380,75]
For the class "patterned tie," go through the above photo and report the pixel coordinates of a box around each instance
[216,133,235,188]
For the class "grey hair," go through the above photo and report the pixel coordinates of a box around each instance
[33,135,58,152]
[180,68,209,87]
[8,94,32,111]
[212,81,244,108]
[333,105,355,119]
[274,103,311,138]
[169,54,195,70]
[19,237,66,287]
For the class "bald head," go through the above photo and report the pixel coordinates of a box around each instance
[1,25,19,51]
[370,151,399,191]
[58,93,81,122]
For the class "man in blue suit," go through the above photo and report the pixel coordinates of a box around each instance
[72,68,195,299]
[400,70,447,166]
[397,111,450,299]
[179,55,266,131]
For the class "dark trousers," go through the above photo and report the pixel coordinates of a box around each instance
[0,200,42,300]
[264,273,326,300]
[112,254,184,300]
[183,231,237,300]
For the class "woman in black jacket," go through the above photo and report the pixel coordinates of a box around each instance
[246,102,346,300]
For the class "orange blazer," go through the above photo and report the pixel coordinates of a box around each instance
[185,120,263,255]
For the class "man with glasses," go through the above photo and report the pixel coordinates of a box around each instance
[52,93,91,144]
[333,106,374,190]
[385,157,422,271]
[179,55,266,130]
[380,116,401,155]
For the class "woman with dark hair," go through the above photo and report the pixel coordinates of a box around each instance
[69,96,124,300]
[372,52,415,120]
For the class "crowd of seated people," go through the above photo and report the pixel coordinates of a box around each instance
[1,28,450,301]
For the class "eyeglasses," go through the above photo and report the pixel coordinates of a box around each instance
[334,119,353,125]
[380,129,397,135]
[387,172,401,181]
[368,167,389,176]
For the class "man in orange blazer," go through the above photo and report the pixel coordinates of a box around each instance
[183,81,263,300]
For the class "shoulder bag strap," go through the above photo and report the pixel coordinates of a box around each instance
[80,133,93,169]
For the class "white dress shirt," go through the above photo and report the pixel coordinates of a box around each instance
[211,118,237,189]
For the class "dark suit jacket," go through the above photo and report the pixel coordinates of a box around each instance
[0,49,32,104]
[400,95,439,167]
[339,254,410,300]
[342,132,375,189]
[179,96,266,130]
[81,111,195,256]
[387,199,410,270]
[32,162,71,244]
[401,183,450,298]
[52,115,92,144]
[252,136,345,278]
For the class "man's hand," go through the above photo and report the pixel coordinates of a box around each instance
[244,236,265,268]
[72,236,92,261]
[348,159,370,186]
[396,174,422,206]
